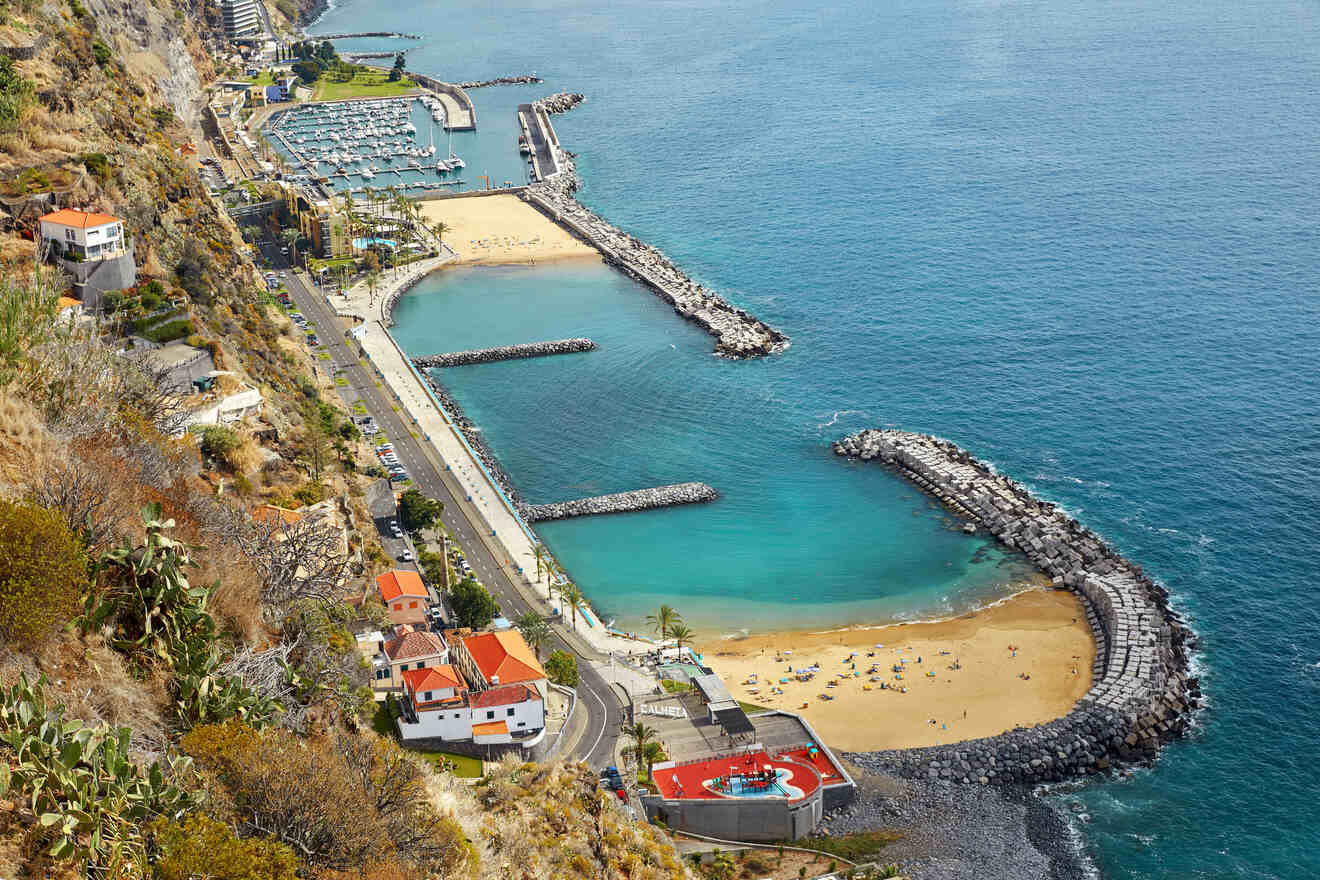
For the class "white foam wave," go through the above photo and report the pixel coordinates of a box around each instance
[815,409,869,430]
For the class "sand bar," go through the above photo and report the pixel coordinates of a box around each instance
[417,194,599,265]
[697,589,1095,752]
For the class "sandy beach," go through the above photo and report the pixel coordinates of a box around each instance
[696,588,1095,752]
[418,194,600,265]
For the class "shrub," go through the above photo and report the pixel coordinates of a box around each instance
[91,40,111,67]
[198,424,240,462]
[149,814,299,880]
[398,488,442,532]
[448,576,498,629]
[144,319,193,343]
[0,499,89,648]
[0,60,31,133]
[545,649,578,687]
[81,151,112,182]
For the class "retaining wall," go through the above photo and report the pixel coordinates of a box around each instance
[523,482,718,522]
[412,338,595,368]
[834,429,1200,784]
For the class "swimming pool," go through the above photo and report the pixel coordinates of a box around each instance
[703,768,803,799]
[353,237,397,250]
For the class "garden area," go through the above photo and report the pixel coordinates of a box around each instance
[312,68,416,101]
[370,699,484,778]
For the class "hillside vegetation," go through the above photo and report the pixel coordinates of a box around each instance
[0,1,688,878]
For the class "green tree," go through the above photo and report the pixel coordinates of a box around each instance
[514,611,551,658]
[646,604,682,640]
[639,740,665,782]
[398,488,443,532]
[557,582,584,629]
[0,499,89,649]
[448,576,498,629]
[668,623,695,652]
[544,649,578,687]
[619,720,657,771]
[150,814,299,880]
[532,543,548,582]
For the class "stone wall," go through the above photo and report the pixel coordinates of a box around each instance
[834,429,1200,784]
[523,482,719,522]
[412,338,595,369]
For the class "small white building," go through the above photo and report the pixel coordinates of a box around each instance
[38,209,127,262]
[396,671,546,747]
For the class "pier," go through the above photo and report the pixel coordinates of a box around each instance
[522,482,719,522]
[834,430,1199,783]
[412,338,596,369]
[406,72,476,130]
[517,107,788,358]
[316,31,421,39]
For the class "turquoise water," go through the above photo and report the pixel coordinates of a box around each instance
[318,0,1320,876]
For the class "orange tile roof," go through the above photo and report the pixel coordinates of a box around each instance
[401,664,464,696]
[38,209,120,228]
[251,504,302,525]
[57,296,81,310]
[471,720,507,736]
[469,683,540,708]
[461,631,546,686]
[383,629,447,662]
[376,569,427,603]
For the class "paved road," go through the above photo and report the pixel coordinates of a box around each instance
[269,244,622,769]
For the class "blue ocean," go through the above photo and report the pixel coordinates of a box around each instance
[317,0,1320,875]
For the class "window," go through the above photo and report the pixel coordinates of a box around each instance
[423,691,432,702]
[453,712,461,719]
[408,601,418,608]
[486,711,494,720]
[517,722,525,728]
[399,663,408,672]
[507,708,515,717]
[393,603,402,610]
[64,228,75,241]
[416,660,425,668]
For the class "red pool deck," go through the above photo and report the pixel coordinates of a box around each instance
[653,750,822,801]
[780,746,845,784]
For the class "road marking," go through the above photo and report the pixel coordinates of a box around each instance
[582,678,609,766]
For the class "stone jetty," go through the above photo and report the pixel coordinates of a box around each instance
[526,150,788,359]
[412,338,596,369]
[317,31,421,40]
[460,75,544,89]
[834,429,1200,784]
[534,92,586,114]
[522,482,718,522]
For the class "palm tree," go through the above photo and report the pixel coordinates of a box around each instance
[281,227,301,266]
[639,740,665,782]
[532,544,548,582]
[558,582,584,630]
[366,268,380,306]
[646,605,682,641]
[668,623,695,653]
[431,220,450,249]
[514,611,551,659]
[619,721,657,770]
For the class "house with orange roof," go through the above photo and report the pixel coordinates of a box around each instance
[375,569,430,625]
[368,624,449,691]
[451,630,548,701]
[395,666,546,747]
[36,208,135,306]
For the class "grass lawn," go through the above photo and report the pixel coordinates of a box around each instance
[369,702,484,778]
[790,829,903,862]
[313,72,416,102]
[249,70,277,87]
[660,679,692,694]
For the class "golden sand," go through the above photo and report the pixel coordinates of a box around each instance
[418,194,599,265]
[696,589,1095,752]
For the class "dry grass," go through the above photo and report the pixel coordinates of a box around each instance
[0,390,54,492]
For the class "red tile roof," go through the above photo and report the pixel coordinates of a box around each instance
[38,209,120,228]
[469,683,540,709]
[471,720,507,736]
[383,629,447,662]
[376,570,427,603]
[401,664,464,696]
[460,631,546,686]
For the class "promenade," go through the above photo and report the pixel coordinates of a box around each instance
[324,255,646,659]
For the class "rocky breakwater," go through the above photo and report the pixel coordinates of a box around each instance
[412,338,595,369]
[460,75,544,89]
[527,155,788,359]
[534,92,586,114]
[416,371,525,510]
[523,482,718,522]
[834,429,1201,784]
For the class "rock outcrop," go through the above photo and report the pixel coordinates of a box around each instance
[523,482,718,522]
[412,338,595,369]
[460,75,544,89]
[534,92,586,114]
[835,429,1200,784]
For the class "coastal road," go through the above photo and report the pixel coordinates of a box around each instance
[270,244,622,769]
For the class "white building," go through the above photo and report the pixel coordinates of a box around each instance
[396,670,546,747]
[221,0,261,39]
[37,209,126,263]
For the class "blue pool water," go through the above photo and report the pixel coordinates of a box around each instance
[352,237,396,249]
[317,0,1320,876]
[711,769,801,799]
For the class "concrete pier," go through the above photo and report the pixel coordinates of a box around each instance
[523,482,719,522]
[412,338,596,369]
[834,429,1200,784]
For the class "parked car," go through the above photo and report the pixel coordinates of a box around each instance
[397,550,415,562]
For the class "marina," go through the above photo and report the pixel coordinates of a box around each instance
[263,94,487,195]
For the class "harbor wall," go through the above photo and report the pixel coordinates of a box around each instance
[412,338,595,368]
[406,72,477,130]
[523,482,719,523]
[833,430,1200,784]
